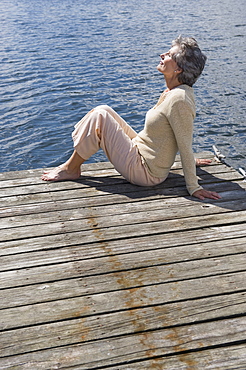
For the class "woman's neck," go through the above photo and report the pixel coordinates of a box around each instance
[164,76,182,91]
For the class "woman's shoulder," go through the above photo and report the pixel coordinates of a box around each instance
[164,85,195,118]
[170,84,193,98]
[168,85,195,107]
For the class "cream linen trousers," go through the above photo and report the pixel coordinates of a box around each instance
[72,105,165,186]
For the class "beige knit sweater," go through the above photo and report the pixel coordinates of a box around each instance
[133,84,203,195]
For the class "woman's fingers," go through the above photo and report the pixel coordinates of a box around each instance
[193,189,222,200]
[196,158,212,166]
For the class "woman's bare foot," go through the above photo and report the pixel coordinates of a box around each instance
[41,164,81,181]
[42,150,85,181]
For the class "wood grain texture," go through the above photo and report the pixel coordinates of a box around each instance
[0,156,246,369]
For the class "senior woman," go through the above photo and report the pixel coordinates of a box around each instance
[42,36,221,201]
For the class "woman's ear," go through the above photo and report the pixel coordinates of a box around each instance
[175,67,183,74]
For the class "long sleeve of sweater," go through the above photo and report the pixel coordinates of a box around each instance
[165,96,202,195]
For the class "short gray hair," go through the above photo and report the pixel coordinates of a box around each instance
[171,36,207,86]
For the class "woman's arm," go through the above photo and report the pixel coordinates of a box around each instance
[168,100,221,200]
[168,99,201,194]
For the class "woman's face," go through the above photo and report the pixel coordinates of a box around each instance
[157,45,180,77]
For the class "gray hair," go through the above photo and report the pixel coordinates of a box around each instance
[171,36,207,86]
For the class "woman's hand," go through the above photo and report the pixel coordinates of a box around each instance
[192,189,222,200]
[196,158,212,166]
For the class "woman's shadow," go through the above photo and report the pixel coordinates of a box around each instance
[74,164,246,211]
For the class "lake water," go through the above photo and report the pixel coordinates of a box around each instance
[0,0,245,173]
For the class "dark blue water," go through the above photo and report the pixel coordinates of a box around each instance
[1,0,245,172]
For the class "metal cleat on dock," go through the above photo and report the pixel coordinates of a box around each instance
[212,145,227,164]
[238,167,246,182]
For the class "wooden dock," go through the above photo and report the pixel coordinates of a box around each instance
[0,152,246,369]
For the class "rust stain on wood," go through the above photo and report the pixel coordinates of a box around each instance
[1,158,246,368]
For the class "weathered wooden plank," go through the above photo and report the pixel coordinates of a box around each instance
[0,152,222,181]
[0,194,197,228]
[0,155,245,369]
[0,176,245,210]
[1,228,246,278]
[1,292,246,357]
[1,231,245,272]
[1,214,246,259]
[1,204,246,243]
[2,249,245,290]
[0,180,245,221]
[0,169,121,196]
[2,178,239,213]
[0,167,119,188]
[1,271,245,330]
[0,165,243,199]
[0,168,44,181]
[1,191,246,230]
[0,316,245,368]
[0,183,173,208]
[0,162,237,192]
[108,344,246,370]
[0,161,114,181]
[1,223,245,308]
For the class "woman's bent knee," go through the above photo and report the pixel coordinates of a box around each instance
[95,104,112,112]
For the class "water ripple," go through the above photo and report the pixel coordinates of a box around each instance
[0,0,245,172]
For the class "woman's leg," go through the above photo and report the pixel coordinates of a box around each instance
[94,105,137,140]
[72,105,164,186]
[42,105,136,182]
[42,105,164,186]
[42,150,85,181]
